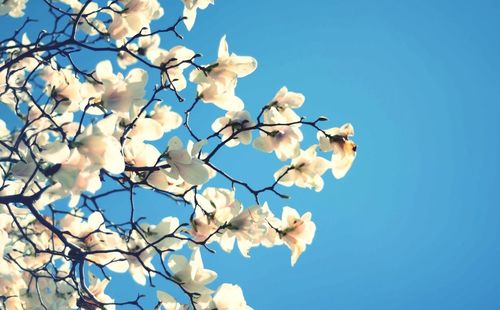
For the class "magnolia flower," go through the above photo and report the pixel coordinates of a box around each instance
[181,0,214,31]
[157,291,189,310]
[51,150,102,207]
[0,60,28,110]
[55,0,106,35]
[146,169,186,193]
[74,114,125,174]
[138,34,161,62]
[199,188,241,224]
[0,0,28,17]
[253,100,304,160]
[274,145,330,192]
[190,35,257,111]
[211,110,255,147]
[279,207,316,266]
[124,139,162,168]
[144,140,210,194]
[264,86,305,122]
[116,33,163,68]
[212,283,253,310]
[117,41,139,69]
[150,102,183,133]
[25,103,77,137]
[61,212,129,273]
[188,187,241,242]
[140,217,186,255]
[126,230,156,286]
[165,137,209,185]
[318,123,357,179]
[168,248,217,299]
[93,60,148,114]
[128,117,164,142]
[153,46,195,92]
[220,205,269,257]
[40,66,84,113]
[5,34,39,72]
[253,125,303,161]
[108,0,164,40]
[87,273,115,309]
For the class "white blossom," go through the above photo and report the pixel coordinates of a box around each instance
[0,0,28,17]
[211,110,254,147]
[181,0,214,31]
[318,123,357,179]
[165,137,209,185]
[190,35,257,111]
[274,145,330,192]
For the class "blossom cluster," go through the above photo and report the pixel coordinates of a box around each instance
[0,0,356,309]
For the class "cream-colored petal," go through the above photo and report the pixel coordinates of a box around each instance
[177,160,209,185]
[218,35,229,58]
[40,141,70,164]
[95,60,114,81]
[253,136,274,153]
[130,118,164,141]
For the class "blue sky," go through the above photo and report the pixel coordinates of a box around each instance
[3,0,500,309]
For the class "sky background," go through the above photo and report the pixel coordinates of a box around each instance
[3,0,500,309]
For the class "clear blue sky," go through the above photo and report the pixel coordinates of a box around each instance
[3,0,500,309]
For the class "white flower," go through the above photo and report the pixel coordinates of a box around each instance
[188,187,241,242]
[37,116,124,206]
[124,229,155,286]
[150,103,183,133]
[254,102,303,160]
[157,291,189,310]
[74,114,125,174]
[221,205,269,257]
[317,123,357,179]
[40,66,84,113]
[49,150,101,207]
[265,86,305,122]
[107,0,164,40]
[140,217,186,254]
[168,248,217,299]
[0,0,28,17]
[253,127,302,160]
[0,60,25,109]
[274,145,330,192]
[128,117,164,142]
[56,0,106,35]
[190,35,257,111]
[267,86,305,115]
[165,137,209,185]
[117,41,139,69]
[153,46,195,92]
[94,60,148,114]
[211,110,254,147]
[87,273,115,309]
[61,212,129,273]
[212,283,253,310]
[124,139,162,168]
[279,207,316,266]
[117,33,163,68]
[181,0,214,31]
[138,34,162,62]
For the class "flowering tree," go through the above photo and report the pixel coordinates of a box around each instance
[0,0,357,309]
